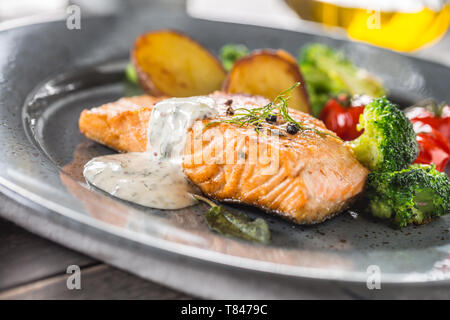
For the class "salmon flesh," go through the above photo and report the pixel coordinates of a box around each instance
[79,92,368,224]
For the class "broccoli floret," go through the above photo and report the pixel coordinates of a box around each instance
[298,43,385,116]
[299,63,342,116]
[349,97,418,172]
[220,44,250,71]
[366,164,450,227]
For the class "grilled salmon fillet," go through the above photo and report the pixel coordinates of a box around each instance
[79,93,368,224]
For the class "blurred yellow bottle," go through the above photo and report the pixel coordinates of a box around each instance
[286,0,450,52]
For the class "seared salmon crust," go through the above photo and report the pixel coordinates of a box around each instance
[79,92,368,224]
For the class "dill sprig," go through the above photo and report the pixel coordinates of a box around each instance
[206,82,336,138]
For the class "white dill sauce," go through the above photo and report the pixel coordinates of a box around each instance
[83,97,218,209]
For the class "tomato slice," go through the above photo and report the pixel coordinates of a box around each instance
[411,117,450,142]
[406,103,450,141]
[320,95,364,141]
[413,122,450,171]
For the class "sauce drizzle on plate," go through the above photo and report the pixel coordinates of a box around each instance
[83,96,218,209]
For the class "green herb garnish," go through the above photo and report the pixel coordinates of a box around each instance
[206,82,336,138]
[124,63,144,97]
[125,63,138,84]
[193,195,271,244]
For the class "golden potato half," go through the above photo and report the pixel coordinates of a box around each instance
[223,50,311,114]
[132,30,226,97]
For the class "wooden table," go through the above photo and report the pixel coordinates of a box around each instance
[0,194,192,299]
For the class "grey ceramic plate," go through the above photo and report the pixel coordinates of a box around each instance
[1,9,449,289]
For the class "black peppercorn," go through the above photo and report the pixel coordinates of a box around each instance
[265,114,277,123]
[226,106,234,116]
[286,122,299,135]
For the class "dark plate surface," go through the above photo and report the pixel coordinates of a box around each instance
[1,9,450,285]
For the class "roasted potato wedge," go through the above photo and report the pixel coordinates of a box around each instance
[132,30,226,97]
[223,50,311,113]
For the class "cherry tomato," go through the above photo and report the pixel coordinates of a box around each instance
[413,122,450,172]
[402,101,450,171]
[319,94,365,141]
[406,102,450,141]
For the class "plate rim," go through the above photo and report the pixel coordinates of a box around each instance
[1,15,450,285]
